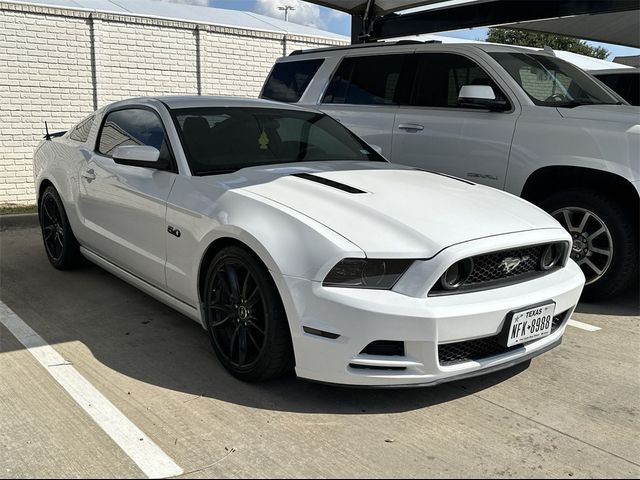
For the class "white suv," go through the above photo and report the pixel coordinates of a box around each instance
[261,42,639,300]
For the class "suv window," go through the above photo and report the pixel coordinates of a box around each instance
[69,115,95,143]
[323,54,410,105]
[262,59,324,103]
[490,52,619,107]
[98,108,170,162]
[411,53,510,109]
[595,73,639,106]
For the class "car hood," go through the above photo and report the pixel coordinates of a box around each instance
[556,104,640,125]
[236,162,560,257]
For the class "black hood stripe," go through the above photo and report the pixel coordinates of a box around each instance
[291,173,367,194]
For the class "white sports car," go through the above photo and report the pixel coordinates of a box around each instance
[33,96,585,387]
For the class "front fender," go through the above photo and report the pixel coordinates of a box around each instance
[164,177,363,310]
[507,111,639,196]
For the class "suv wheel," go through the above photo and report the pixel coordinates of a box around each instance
[540,190,638,300]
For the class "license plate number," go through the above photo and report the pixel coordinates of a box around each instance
[505,303,555,347]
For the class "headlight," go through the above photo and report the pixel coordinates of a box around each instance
[540,243,564,270]
[439,258,474,290]
[323,258,414,289]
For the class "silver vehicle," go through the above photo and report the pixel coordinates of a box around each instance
[261,42,640,299]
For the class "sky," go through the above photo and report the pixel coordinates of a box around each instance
[161,0,639,61]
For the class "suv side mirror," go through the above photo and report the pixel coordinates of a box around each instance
[112,145,163,168]
[458,85,509,111]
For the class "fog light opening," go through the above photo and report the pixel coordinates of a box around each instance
[440,258,473,290]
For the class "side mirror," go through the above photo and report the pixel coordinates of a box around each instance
[112,145,162,168]
[458,85,509,111]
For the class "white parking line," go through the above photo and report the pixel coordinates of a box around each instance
[0,301,183,479]
[568,319,602,332]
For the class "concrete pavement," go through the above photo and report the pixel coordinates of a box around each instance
[1,225,638,478]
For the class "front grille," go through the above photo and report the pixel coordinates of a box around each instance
[430,243,567,296]
[466,245,543,285]
[438,312,567,366]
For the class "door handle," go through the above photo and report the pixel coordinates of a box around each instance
[398,123,424,132]
[81,169,96,181]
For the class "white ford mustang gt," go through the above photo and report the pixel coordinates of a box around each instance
[33,96,585,387]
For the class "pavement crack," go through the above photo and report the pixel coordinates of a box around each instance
[472,393,640,468]
[168,447,237,478]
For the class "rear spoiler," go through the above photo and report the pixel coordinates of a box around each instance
[44,121,67,140]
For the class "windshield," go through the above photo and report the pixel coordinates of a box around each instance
[172,107,384,175]
[490,52,621,107]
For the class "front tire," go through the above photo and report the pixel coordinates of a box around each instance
[540,189,638,300]
[203,246,294,382]
[39,186,83,270]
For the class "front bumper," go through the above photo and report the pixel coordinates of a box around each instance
[277,258,584,388]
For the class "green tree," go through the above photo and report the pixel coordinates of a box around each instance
[486,28,610,59]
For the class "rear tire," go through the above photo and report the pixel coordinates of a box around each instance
[39,186,83,270]
[203,246,294,382]
[539,189,638,300]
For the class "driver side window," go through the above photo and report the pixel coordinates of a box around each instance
[411,53,511,109]
[98,108,172,166]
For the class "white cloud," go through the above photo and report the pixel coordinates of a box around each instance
[254,0,332,30]
[153,0,210,7]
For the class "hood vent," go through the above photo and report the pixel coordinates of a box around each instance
[292,173,367,194]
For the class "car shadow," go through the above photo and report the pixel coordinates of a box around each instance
[575,285,639,317]
[1,228,532,415]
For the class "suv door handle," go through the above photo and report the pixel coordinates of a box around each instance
[81,169,96,181]
[398,124,424,132]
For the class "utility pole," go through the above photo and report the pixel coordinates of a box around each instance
[278,5,296,22]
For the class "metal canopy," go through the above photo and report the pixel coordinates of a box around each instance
[306,0,639,47]
[306,0,454,16]
[501,12,640,49]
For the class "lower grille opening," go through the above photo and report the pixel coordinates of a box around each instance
[360,340,405,356]
[349,363,407,372]
[438,311,568,367]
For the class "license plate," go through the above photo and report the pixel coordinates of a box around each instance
[504,303,555,347]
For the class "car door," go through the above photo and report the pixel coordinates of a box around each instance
[391,52,519,190]
[318,52,414,157]
[78,106,177,289]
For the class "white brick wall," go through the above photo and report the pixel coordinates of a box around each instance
[0,9,94,204]
[0,2,347,204]
[200,30,283,97]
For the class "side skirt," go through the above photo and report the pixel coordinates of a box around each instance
[80,247,205,327]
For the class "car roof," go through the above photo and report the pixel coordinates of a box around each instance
[287,40,554,58]
[589,67,639,75]
[107,96,315,111]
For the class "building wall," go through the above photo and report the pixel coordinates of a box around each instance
[0,2,347,204]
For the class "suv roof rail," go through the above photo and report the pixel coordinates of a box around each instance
[289,39,441,57]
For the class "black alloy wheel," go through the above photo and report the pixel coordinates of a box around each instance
[39,186,82,269]
[204,246,294,381]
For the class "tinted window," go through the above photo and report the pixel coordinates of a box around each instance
[323,54,409,105]
[69,115,95,143]
[595,73,639,106]
[490,52,619,107]
[411,53,509,109]
[261,59,324,103]
[98,109,170,161]
[173,107,384,175]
